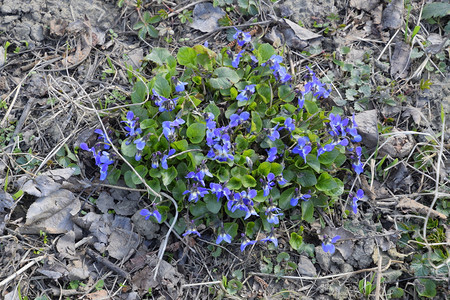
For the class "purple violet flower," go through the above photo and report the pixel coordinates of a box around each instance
[240,234,256,252]
[229,111,250,127]
[233,27,252,47]
[282,117,295,132]
[122,111,142,144]
[183,183,209,203]
[140,207,162,223]
[231,50,245,68]
[266,124,280,141]
[322,235,341,254]
[183,220,201,237]
[216,228,232,244]
[94,129,112,149]
[236,84,256,102]
[152,89,178,112]
[162,118,185,142]
[261,229,278,247]
[161,148,176,170]
[261,173,276,197]
[352,189,364,214]
[265,204,283,224]
[173,77,188,93]
[266,147,278,162]
[290,188,311,206]
[352,146,364,175]
[292,137,312,163]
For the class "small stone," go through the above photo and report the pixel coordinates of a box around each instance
[132,210,160,240]
[315,245,331,271]
[298,255,317,276]
[31,24,44,42]
[3,16,19,24]
[1,4,17,14]
[13,24,31,40]
[354,109,378,149]
[383,270,402,283]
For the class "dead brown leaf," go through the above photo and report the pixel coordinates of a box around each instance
[397,197,447,220]
[350,0,380,12]
[24,189,81,234]
[382,0,404,30]
[86,289,108,300]
[390,41,410,79]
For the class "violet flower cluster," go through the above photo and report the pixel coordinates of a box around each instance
[78,30,369,255]
[80,134,114,181]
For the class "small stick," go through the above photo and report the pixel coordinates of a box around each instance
[85,248,130,279]
[0,256,45,287]
[0,64,39,128]
[249,258,399,281]
[181,280,222,289]
[374,247,382,300]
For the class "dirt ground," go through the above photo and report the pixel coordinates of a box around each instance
[0,0,449,299]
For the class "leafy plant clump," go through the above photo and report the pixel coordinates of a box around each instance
[79,28,365,252]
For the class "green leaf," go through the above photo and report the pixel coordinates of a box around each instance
[326,178,344,197]
[205,102,221,119]
[149,168,161,178]
[316,173,338,191]
[217,167,230,182]
[146,25,159,38]
[257,84,272,103]
[306,154,321,173]
[246,221,257,237]
[205,194,221,213]
[153,75,170,98]
[276,252,290,263]
[172,181,186,201]
[422,3,450,19]
[209,67,240,89]
[131,80,147,103]
[304,100,318,114]
[416,279,436,298]
[148,178,161,194]
[143,11,161,24]
[190,201,208,217]
[145,47,172,65]
[278,84,295,102]
[124,171,136,188]
[172,139,189,152]
[289,232,303,251]
[317,148,339,165]
[107,169,121,185]
[346,88,358,101]
[186,123,206,144]
[258,43,275,62]
[387,287,404,298]
[242,175,257,188]
[411,25,421,40]
[258,161,271,176]
[279,187,296,209]
[226,177,242,190]
[270,163,283,176]
[177,46,197,66]
[224,222,238,238]
[251,111,262,133]
[301,200,314,223]
[236,135,248,152]
[140,119,156,129]
[121,140,137,158]
[131,165,148,185]
[297,170,317,187]
[161,166,177,186]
